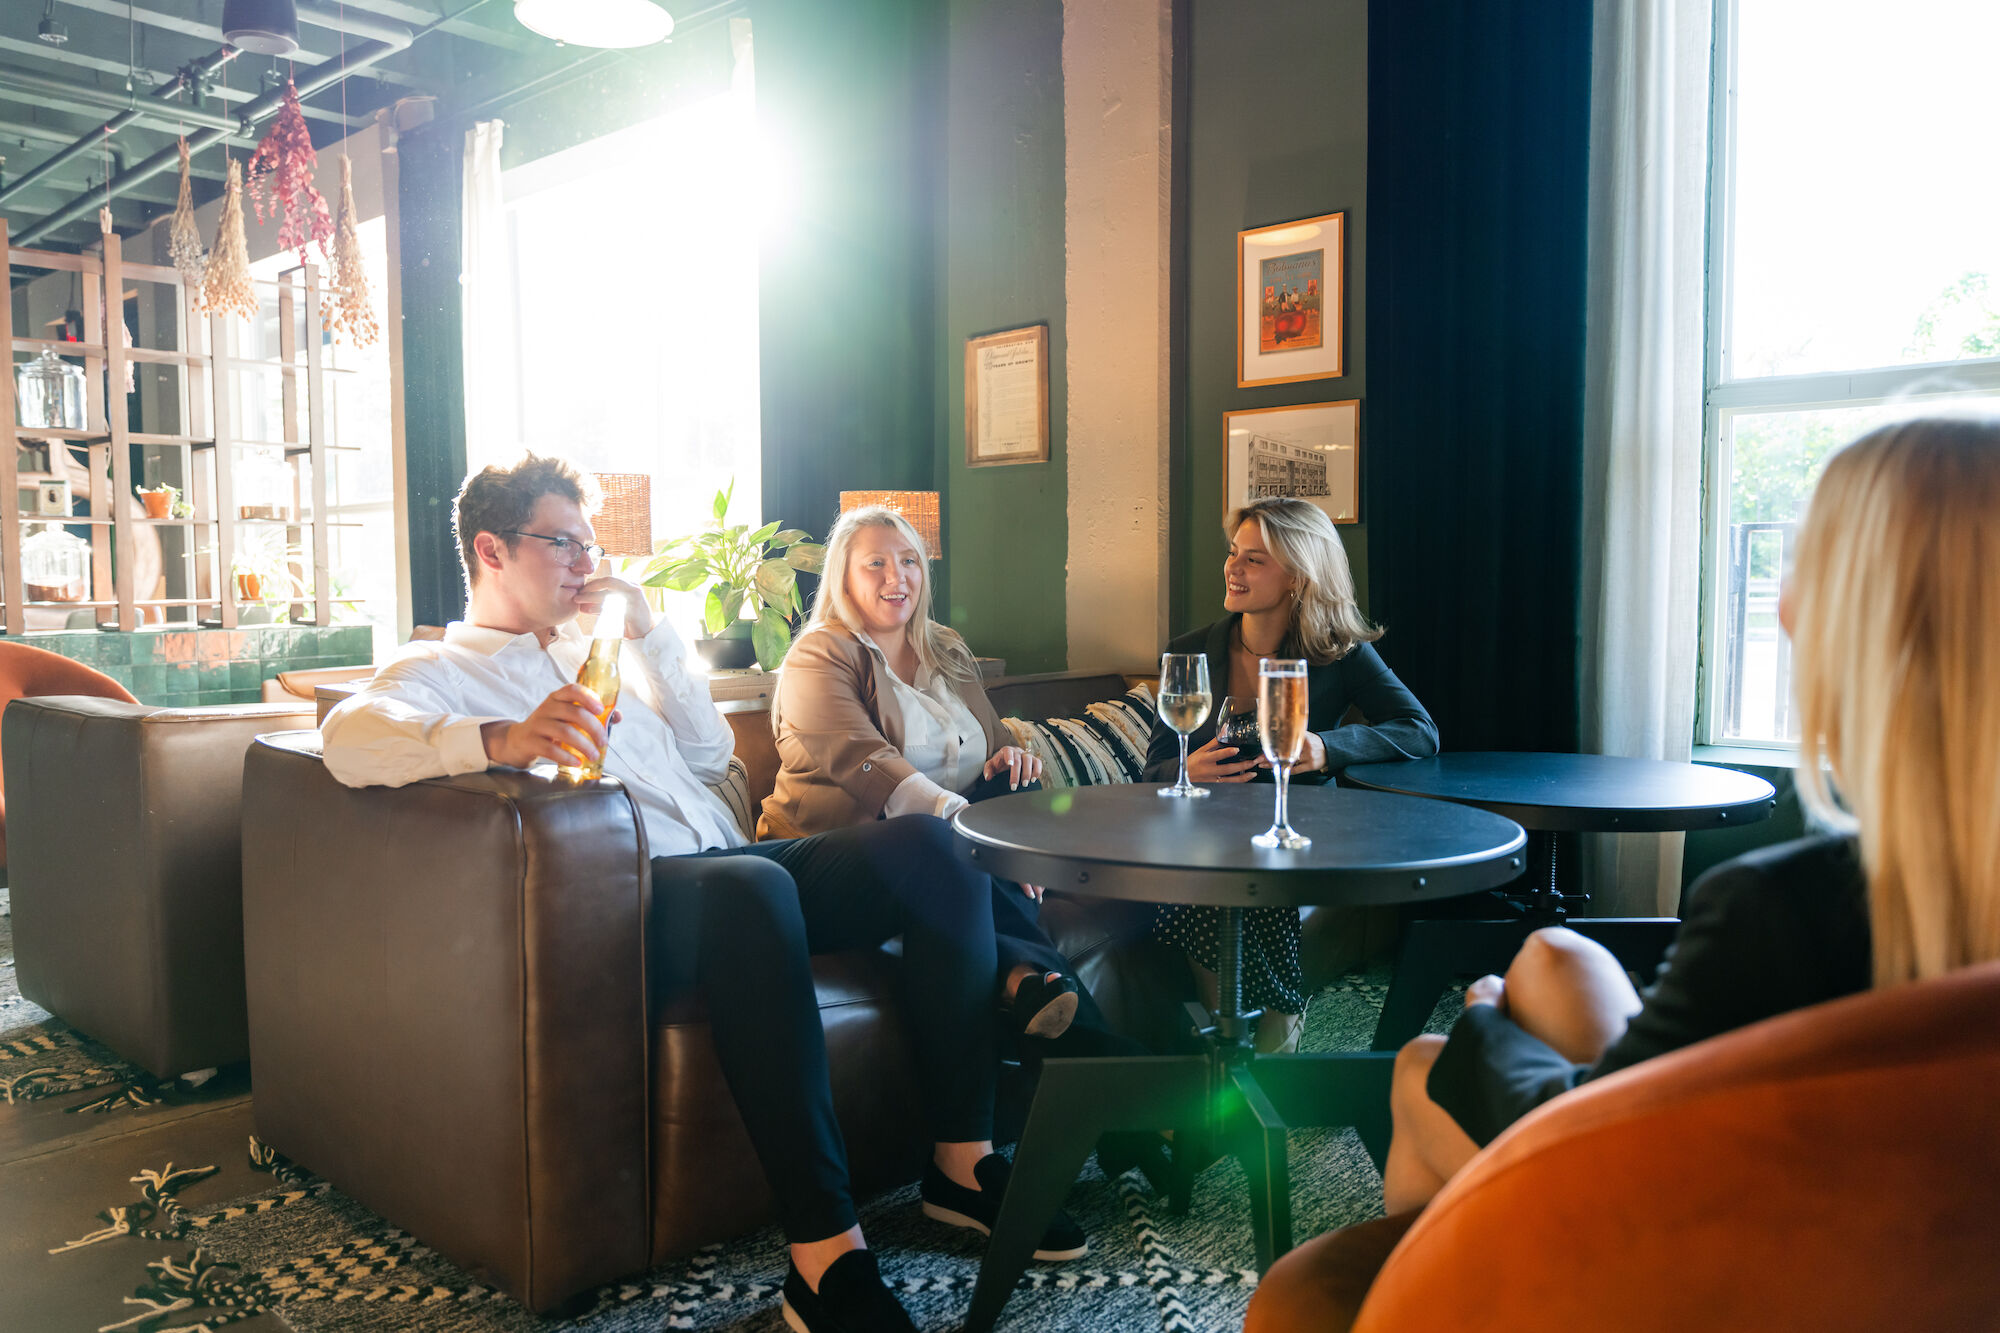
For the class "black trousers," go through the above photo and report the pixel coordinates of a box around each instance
[651,814,997,1244]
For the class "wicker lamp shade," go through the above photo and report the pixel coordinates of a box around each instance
[839,490,941,559]
[592,473,654,558]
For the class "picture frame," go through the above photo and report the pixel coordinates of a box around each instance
[1237,212,1345,388]
[1224,400,1360,526]
[965,324,1050,468]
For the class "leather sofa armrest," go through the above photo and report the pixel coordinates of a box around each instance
[1245,1211,1422,1333]
[241,733,654,1311]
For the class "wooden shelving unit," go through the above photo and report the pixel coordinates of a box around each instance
[1,215,343,635]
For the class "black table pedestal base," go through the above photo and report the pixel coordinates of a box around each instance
[963,1045,1395,1333]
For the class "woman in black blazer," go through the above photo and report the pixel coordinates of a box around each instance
[1382,415,2000,1213]
[1143,497,1439,1051]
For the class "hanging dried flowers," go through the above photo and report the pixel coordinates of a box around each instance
[325,156,379,348]
[168,138,207,293]
[203,158,259,319]
[246,81,333,264]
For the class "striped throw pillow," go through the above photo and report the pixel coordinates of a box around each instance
[1001,684,1156,789]
[707,755,757,841]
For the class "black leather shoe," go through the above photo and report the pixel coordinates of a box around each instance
[1007,970,1079,1039]
[781,1248,917,1333]
[920,1152,1088,1261]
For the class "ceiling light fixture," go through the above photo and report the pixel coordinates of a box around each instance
[37,1,67,45]
[222,0,301,56]
[513,0,674,49]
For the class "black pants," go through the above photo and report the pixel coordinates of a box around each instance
[651,814,997,1244]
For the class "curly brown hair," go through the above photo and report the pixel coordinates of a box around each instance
[453,452,600,589]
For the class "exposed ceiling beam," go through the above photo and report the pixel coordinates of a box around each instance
[52,0,431,91]
[0,35,365,130]
[0,118,230,184]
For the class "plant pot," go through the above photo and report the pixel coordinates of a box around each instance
[236,571,264,601]
[139,490,172,519]
[695,633,759,672]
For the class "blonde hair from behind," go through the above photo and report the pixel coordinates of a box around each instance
[808,505,978,685]
[1789,415,2000,987]
[1232,497,1382,665]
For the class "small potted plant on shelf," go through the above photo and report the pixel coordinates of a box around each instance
[640,480,824,671]
[136,483,178,519]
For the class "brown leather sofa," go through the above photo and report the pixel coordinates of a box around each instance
[6,695,318,1078]
[1244,959,2000,1332]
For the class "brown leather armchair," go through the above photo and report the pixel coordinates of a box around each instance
[239,730,1173,1312]
[0,641,138,875]
[1245,960,2000,1333]
[6,696,317,1078]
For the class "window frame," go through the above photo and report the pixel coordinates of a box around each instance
[1695,0,2000,750]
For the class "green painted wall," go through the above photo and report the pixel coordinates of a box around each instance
[1176,0,1370,635]
[938,0,1068,674]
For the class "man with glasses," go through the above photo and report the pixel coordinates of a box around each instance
[320,453,1084,1333]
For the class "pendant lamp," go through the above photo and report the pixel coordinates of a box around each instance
[223,0,300,56]
[512,0,673,49]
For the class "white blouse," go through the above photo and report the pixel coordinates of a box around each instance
[856,632,989,820]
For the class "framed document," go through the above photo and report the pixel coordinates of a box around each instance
[1237,212,1345,388]
[965,324,1050,468]
[1224,400,1360,525]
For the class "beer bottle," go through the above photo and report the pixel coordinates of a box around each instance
[560,593,625,781]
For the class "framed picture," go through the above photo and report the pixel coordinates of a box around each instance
[1237,212,1345,387]
[1224,400,1360,526]
[965,324,1050,468]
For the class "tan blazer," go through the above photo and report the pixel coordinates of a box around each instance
[759,622,1007,840]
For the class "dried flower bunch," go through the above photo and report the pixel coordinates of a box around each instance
[168,138,207,290]
[326,156,379,347]
[246,81,333,263]
[203,158,259,319]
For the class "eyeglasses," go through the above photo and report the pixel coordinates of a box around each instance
[503,530,605,565]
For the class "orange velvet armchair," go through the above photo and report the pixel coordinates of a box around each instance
[0,641,136,872]
[1247,959,2000,1333]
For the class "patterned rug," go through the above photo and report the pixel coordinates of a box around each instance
[1,890,1459,1333]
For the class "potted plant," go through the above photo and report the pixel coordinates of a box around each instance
[641,480,824,671]
[136,483,176,519]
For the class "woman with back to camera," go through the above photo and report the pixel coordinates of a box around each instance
[1144,497,1440,1053]
[1377,415,2000,1215]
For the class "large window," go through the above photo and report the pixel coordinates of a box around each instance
[1701,0,2000,746]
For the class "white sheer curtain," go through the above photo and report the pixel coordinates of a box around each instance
[1578,0,1714,914]
[461,120,519,473]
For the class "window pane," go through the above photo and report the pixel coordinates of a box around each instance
[1717,398,1997,742]
[1728,0,2000,379]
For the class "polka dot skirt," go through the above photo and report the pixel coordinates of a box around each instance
[1153,904,1306,1016]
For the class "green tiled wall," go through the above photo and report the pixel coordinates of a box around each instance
[18,624,373,706]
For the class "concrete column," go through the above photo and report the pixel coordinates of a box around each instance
[1063,0,1173,671]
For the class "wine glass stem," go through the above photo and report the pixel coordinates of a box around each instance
[1177,734,1191,789]
[1274,761,1292,831]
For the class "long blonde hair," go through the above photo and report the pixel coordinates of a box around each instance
[1790,416,2000,987]
[1232,497,1382,664]
[808,505,978,684]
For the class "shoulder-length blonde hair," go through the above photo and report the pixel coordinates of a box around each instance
[1231,497,1382,665]
[808,505,978,684]
[1790,415,2000,987]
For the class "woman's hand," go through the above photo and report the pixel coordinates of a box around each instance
[1020,883,1046,903]
[1185,736,1262,784]
[1296,730,1328,773]
[984,744,1042,790]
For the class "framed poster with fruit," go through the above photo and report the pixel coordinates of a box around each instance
[1237,212,1345,387]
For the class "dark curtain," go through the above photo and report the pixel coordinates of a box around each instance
[1364,0,1592,754]
[397,124,471,629]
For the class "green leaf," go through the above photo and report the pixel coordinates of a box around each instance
[788,583,804,614]
[771,528,810,548]
[651,560,713,593]
[712,483,732,525]
[719,587,747,626]
[747,520,783,548]
[785,542,827,574]
[754,558,797,604]
[703,585,728,636]
[752,607,792,670]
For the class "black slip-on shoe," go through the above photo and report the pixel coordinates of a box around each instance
[920,1152,1088,1262]
[780,1248,917,1333]
[1008,970,1079,1039]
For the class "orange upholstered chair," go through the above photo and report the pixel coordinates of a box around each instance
[0,641,136,873]
[1246,959,2000,1333]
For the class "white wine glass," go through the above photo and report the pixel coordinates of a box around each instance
[1156,653,1213,798]
[1252,658,1312,848]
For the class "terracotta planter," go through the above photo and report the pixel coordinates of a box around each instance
[236,571,264,600]
[139,490,173,519]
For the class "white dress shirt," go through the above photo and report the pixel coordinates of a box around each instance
[858,632,989,822]
[321,616,744,857]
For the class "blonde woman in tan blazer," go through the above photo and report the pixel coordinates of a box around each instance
[765,505,1115,1046]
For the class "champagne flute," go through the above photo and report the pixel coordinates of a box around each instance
[1252,658,1311,848]
[1156,653,1213,797]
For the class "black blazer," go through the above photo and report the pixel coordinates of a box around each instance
[1141,614,1440,786]
[1428,834,1871,1146]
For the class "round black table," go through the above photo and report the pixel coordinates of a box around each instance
[1343,752,1778,1050]
[953,783,1525,1333]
